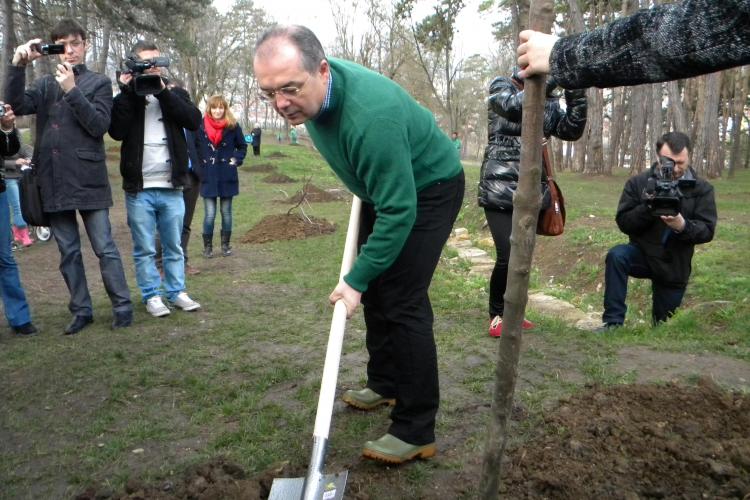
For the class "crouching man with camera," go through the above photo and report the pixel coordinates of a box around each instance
[109,41,202,317]
[598,132,717,331]
[5,19,133,335]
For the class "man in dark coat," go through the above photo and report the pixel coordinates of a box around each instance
[5,19,133,335]
[109,41,202,318]
[600,132,717,329]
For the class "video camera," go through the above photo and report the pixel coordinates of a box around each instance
[31,43,65,55]
[122,55,170,96]
[643,156,696,217]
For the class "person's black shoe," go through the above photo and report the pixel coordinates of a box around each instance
[12,322,38,336]
[112,310,133,329]
[64,315,93,335]
[593,323,622,334]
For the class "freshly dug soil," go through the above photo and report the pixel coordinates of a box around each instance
[241,213,336,243]
[502,379,750,499]
[262,173,296,183]
[285,184,342,203]
[242,163,276,173]
[267,152,289,159]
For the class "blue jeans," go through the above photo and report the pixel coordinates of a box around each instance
[0,191,31,327]
[603,243,686,325]
[126,189,185,302]
[5,179,27,228]
[48,209,132,317]
[202,197,232,234]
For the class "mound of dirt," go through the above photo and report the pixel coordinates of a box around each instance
[286,184,342,203]
[502,380,750,498]
[262,173,296,183]
[267,151,289,159]
[241,213,336,243]
[242,163,277,173]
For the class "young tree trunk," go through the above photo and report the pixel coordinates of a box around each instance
[1,0,18,91]
[691,73,722,175]
[479,1,553,497]
[584,88,604,174]
[666,81,689,133]
[648,83,662,165]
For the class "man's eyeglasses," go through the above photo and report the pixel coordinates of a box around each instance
[258,75,310,102]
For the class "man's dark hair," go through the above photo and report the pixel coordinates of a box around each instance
[656,131,691,154]
[50,19,86,42]
[131,40,159,57]
[255,25,326,73]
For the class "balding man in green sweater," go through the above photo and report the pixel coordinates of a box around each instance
[254,25,465,464]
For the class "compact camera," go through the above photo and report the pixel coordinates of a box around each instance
[32,43,65,55]
[122,55,170,96]
[644,156,696,217]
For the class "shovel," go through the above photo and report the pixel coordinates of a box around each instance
[269,195,362,500]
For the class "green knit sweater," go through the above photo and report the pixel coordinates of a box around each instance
[306,58,462,292]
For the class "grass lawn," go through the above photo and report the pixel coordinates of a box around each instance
[1,141,748,499]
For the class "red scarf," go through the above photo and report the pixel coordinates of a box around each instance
[204,115,227,147]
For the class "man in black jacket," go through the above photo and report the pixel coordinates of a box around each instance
[5,19,132,335]
[109,41,202,318]
[600,132,717,329]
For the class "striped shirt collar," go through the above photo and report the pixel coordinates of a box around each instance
[313,69,334,121]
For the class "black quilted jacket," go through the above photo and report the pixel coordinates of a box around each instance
[478,77,587,211]
[551,0,750,89]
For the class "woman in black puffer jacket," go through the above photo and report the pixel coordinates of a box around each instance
[479,73,587,337]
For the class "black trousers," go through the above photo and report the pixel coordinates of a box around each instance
[484,208,513,318]
[361,171,464,445]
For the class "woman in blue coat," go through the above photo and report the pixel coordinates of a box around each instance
[194,94,247,257]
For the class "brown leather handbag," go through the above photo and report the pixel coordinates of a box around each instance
[536,144,565,236]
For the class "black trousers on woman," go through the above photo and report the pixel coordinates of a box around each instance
[360,172,464,446]
[484,208,513,318]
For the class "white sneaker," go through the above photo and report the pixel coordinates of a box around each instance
[146,296,170,317]
[170,292,201,311]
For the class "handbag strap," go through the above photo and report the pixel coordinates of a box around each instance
[541,139,554,180]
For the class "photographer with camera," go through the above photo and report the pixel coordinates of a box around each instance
[109,41,202,318]
[5,19,133,335]
[0,103,37,336]
[598,132,717,331]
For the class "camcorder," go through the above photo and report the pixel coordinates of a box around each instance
[32,43,65,55]
[643,156,696,217]
[121,55,170,96]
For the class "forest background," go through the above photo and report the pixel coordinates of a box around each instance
[1,0,748,178]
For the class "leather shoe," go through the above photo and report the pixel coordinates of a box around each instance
[342,388,396,411]
[112,310,133,329]
[362,434,436,464]
[12,322,38,336]
[64,315,93,335]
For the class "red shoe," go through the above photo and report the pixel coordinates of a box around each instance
[489,316,535,338]
[489,316,503,337]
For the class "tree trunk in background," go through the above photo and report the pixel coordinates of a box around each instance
[666,81,689,133]
[728,67,749,178]
[606,87,625,174]
[704,73,724,178]
[691,73,722,176]
[648,83,662,165]
[1,0,18,91]
[96,20,111,75]
[629,85,648,173]
[584,88,604,173]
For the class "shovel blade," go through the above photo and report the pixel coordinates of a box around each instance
[269,471,348,500]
